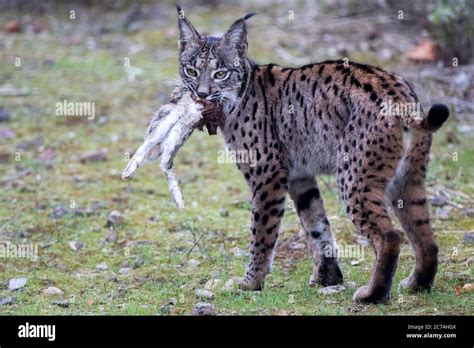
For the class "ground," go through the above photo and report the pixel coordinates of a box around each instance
[0,1,472,315]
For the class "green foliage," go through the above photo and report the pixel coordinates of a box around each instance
[427,0,474,64]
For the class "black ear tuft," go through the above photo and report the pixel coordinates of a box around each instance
[243,13,256,21]
[175,4,182,14]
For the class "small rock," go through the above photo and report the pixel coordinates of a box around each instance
[50,204,68,219]
[80,149,107,163]
[0,296,17,305]
[435,205,453,220]
[0,125,16,140]
[187,259,200,268]
[223,278,236,291]
[107,210,123,227]
[350,260,360,266]
[119,267,132,275]
[462,208,474,218]
[51,300,70,308]
[8,277,27,291]
[195,289,214,300]
[318,284,347,295]
[204,279,223,291]
[219,208,229,217]
[167,298,177,306]
[0,152,10,163]
[74,207,94,217]
[69,240,84,252]
[431,195,447,207]
[463,232,474,244]
[106,229,117,243]
[42,286,64,296]
[192,302,214,316]
[96,262,108,271]
[0,107,10,122]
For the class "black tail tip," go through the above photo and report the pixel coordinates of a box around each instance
[427,103,450,131]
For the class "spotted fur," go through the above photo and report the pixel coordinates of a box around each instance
[176,7,450,304]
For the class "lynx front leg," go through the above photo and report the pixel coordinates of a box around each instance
[289,177,343,287]
[239,170,288,291]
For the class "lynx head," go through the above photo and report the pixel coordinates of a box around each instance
[176,5,254,112]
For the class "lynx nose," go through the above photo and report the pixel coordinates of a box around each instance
[197,91,209,99]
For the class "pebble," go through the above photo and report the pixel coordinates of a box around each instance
[106,229,117,243]
[51,300,70,308]
[195,289,214,300]
[96,262,108,271]
[119,267,132,275]
[463,232,474,244]
[204,279,223,291]
[192,302,214,316]
[318,285,347,295]
[0,296,17,305]
[107,210,123,227]
[42,286,64,296]
[431,195,447,207]
[69,240,84,252]
[8,277,27,291]
[50,204,68,219]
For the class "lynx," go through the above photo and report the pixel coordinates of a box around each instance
[175,6,450,304]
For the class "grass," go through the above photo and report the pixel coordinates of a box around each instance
[0,3,473,315]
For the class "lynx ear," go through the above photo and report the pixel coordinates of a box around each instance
[220,13,256,57]
[176,5,202,53]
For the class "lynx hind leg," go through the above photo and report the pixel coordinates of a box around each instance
[338,124,404,304]
[288,177,343,287]
[388,131,438,292]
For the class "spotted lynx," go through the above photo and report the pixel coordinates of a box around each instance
[176,6,450,304]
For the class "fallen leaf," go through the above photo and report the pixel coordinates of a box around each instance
[5,20,22,33]
[407,39,438,62]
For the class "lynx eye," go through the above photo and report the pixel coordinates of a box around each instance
[185,67,198,78]
[214,70,229,80]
